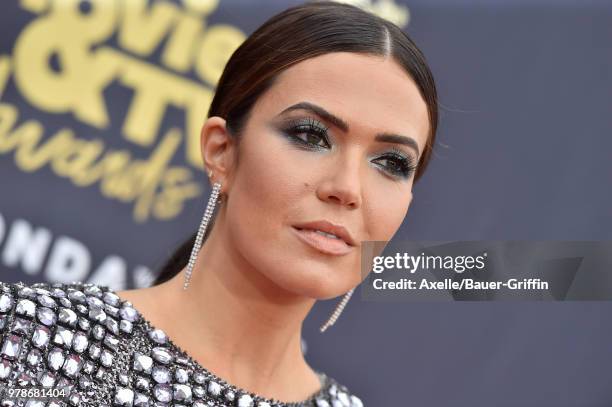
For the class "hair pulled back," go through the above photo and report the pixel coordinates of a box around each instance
[153,1,438,286]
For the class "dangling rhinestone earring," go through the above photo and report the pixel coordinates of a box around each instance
[183,170,222,290]
[319,288,355,333]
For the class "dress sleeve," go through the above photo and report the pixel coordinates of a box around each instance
[1,280,138,406]
[0,281,83,404]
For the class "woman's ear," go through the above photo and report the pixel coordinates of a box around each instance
[199,116,236,191]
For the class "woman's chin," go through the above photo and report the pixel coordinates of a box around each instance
[270,272,355,300]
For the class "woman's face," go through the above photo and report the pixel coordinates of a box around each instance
[204,52,430,300]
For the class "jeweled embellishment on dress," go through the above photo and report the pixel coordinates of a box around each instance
[119,304,139,322]
[58,306,78,326]
[38,294,57,308]
[237,393,254,407]
[0,281,364,407]
[316,398,331,407]
[173,383,193,402]
[15,298,36,318]
[114,386,135,406]
[53,325,74,347]
[153,382,172,402]
[62,353,83,377]
[1,334,22,360]
[149,328,168,344]
[72,331,89,353]
[133,352,153,374]
[0,293,14,312]
[152,365,171,383]
[47,346,65,371]
[207,379,222,397]
[151,346,173,364]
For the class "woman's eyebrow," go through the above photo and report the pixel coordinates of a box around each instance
[277,101,420,158]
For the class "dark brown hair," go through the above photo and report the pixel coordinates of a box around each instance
[152,0,438,286]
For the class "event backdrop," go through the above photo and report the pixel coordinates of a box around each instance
[1,0,611,406]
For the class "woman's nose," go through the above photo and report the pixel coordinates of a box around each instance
[316,154,362,209]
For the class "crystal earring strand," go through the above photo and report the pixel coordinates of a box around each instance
[183,180,222,290]
[319,287,355,333]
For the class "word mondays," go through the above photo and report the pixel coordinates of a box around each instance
[0,210,153,289]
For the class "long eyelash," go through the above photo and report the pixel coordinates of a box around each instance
[282,117,330,149]
[377,147,418,179]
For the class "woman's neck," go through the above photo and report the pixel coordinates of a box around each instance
[117,229,322,402]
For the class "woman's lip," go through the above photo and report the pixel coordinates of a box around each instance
[291,227,354,256]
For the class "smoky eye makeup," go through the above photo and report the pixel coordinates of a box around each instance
[273,115,418,181]
[371,147,418,180]
[275,116,331,150]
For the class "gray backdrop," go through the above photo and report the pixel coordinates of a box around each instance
[1,0,611,406]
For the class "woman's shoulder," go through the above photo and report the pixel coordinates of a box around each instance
[0,280,367,406]
[0,279,124,323]
[0,279,133,404]
[0,279,128,340]
[0,279,118,300]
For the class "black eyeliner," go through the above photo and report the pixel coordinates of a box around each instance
[376,147,417,179]
[277,117,331,150]
[276,115,417,180]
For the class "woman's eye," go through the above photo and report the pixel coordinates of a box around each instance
[286,124,331,149]
[373,154,416,179]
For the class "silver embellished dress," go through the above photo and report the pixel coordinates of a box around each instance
[0,281,364,407]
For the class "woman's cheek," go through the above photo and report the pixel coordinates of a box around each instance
[368,190,411,241]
